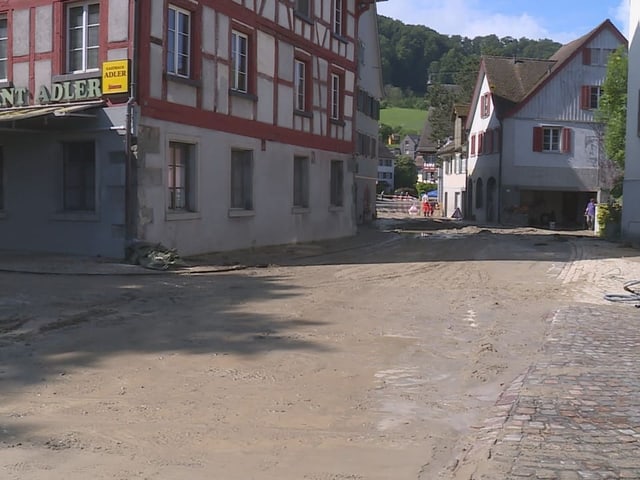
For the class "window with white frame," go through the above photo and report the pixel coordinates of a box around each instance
[66,2,100,73]
[330,160,343,207]
[231,149,253,210]
[295,0,311,18]
[584,47,615,66]
[533,126,572,153]
[543,127,561,152]
[334,0,344,36]
[168,142,196,211]
[293,156,309,208]
[294,59,307,111]
[63,141,96,211]
[0,15,7,81]
[589,86,603,109]
[330,73,341,120]
[167,5,191,77]
[231,30,248,93]
[582,85,603,109]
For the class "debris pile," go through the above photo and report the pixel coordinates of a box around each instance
[126,241,185,271]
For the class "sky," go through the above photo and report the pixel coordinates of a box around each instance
[376,0,630,44]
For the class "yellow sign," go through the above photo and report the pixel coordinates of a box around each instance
[102,59,129,95]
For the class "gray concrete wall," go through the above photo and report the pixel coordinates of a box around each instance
[0,106,128,258]
[134,118,356,256]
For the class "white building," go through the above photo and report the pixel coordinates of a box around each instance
[623,2,640,241]
[438,104,469,218]
[466,20,625,226]
[354,2,384,224]
[377,144,395,193]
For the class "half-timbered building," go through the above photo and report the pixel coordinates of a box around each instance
[0,0,381,258]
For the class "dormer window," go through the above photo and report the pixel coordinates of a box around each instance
[480,93,491,118]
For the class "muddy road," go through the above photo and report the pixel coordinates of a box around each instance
[1,219,636,479]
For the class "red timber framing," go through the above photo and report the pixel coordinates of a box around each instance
[136,0,356,154]
[2,0,131,105]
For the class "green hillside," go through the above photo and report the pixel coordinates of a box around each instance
[379,107,427,134]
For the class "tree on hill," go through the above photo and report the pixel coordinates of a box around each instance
[377,15,561,99]
[377,15,563,146]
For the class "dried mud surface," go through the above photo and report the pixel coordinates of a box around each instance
[1,217,639,479]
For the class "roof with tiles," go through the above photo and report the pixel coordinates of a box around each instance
[474,19,626,122]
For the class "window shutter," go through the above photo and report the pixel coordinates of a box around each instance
[478,132,484,155]
[580,86,591,109]
[471,134,476,155]
[561,128,572,153]
[582,48,591,65]
[532,126,543,152]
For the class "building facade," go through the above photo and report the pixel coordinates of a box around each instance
[437,103,468,218]
[0,0,380,258]
[623,3,640,242]
[466,20,625,227]
[377,143,395,193]
[354,1,383,224]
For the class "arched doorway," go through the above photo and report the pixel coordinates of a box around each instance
[467,178,474,218]
[486,177,497,222]
[475,178,484,210]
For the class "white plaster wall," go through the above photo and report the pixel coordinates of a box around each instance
[229,96,255,120]
[257,77,275,123]
[257,30,276,78]
[108,0,129,42]
[35,5,52,54]
[262,0,276,22]
[202,7,216,55]
[107,48,128,61]
[217,14,229,59]
[13,9,29,57]
[202,59,215,112]
[166,81,197,108]
[150,1,163,39]
[442,168,466,217]
[502,118,599,190]
[136,119,356,255]
[623,2,640,241]
[12,62,29,89]
[149,43,163,99]
[467,75,499,175]
[277,83,294,128]
[34,60,51,98]
[357,5,383,99]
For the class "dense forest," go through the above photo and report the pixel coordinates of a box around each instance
[377,15,563,140]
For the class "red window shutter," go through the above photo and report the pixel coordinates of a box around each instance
[580,86,591,109]
[471,134,476,155]
[478,132,484,155]
[562,128,572,153]
[582,48,591,65]
[532,126,543,152]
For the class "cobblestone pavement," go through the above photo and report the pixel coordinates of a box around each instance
[454,303,640,480]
